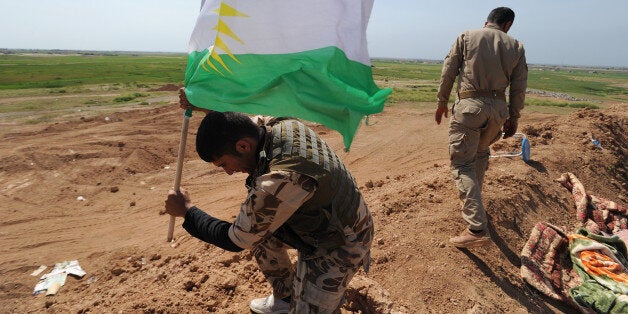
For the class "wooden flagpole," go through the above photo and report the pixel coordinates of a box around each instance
[167,109,193,242]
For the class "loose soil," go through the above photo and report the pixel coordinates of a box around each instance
[0,96,626,313]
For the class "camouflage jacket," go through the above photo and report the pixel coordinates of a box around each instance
[227,119,373,258]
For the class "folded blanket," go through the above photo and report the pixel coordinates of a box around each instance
[569,229,628,313]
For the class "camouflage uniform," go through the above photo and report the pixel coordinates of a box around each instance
[437,24,527,231]
[227,119,373,312]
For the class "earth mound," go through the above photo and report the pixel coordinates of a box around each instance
[0,103,625,313]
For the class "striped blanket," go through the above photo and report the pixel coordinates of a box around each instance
[521,173,628,313]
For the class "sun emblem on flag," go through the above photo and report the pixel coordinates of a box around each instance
[203,2,248,76]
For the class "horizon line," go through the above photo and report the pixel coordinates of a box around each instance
[1,48,627,70]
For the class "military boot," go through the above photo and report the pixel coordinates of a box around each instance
[449,228,490,248]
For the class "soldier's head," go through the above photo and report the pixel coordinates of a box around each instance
[196,111,260,175]
[486,7,515,33]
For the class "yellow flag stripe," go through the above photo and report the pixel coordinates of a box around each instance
[210,52,232,74]
[214,36,240,64]
[214,2,249,17]
[202,49,225,76]
[214,19,245,45]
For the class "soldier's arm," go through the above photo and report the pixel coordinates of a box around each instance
[181,171,315,251]
[437,34,464,106]
[183,207,243,251]
[508,49,528,120]
[228,171,317,249]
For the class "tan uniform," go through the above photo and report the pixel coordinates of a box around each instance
[437,24,527,231]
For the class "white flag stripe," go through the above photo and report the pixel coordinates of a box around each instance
[188,0,374,65]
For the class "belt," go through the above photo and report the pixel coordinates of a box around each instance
[458,90,506,100]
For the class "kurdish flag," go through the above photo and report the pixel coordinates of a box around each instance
[184,0,391,150]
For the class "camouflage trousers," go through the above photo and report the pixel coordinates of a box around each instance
[449,97,509,231]
[252,227,372,313]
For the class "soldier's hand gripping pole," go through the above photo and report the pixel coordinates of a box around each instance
[167,108,193,242]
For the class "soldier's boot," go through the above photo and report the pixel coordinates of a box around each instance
[449,228,490,248]
[250,294,290,314]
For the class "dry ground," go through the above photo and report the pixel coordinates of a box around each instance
[0,96,626,313]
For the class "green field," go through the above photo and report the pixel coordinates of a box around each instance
[0,53,189,123]
[371,60,628,111]
[0,53,187,89]
[0,53,626,124]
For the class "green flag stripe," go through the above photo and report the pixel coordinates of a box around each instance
[184,46,391,150]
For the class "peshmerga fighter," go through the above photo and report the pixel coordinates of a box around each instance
[163,92,373,313]
[435,7,528,248]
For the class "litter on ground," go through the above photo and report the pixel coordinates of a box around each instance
[33,260,86,296]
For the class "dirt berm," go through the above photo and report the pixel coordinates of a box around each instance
[0,102,625,313]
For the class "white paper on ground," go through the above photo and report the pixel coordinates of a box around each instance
[32,260,86,295]
[30,265,47,277]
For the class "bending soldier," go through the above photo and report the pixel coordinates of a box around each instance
[163,90,373,313]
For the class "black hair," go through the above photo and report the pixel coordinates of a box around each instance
[196,111,260,162]
[487,7,515,25]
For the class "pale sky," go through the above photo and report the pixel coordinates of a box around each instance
[1,0,626,68]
